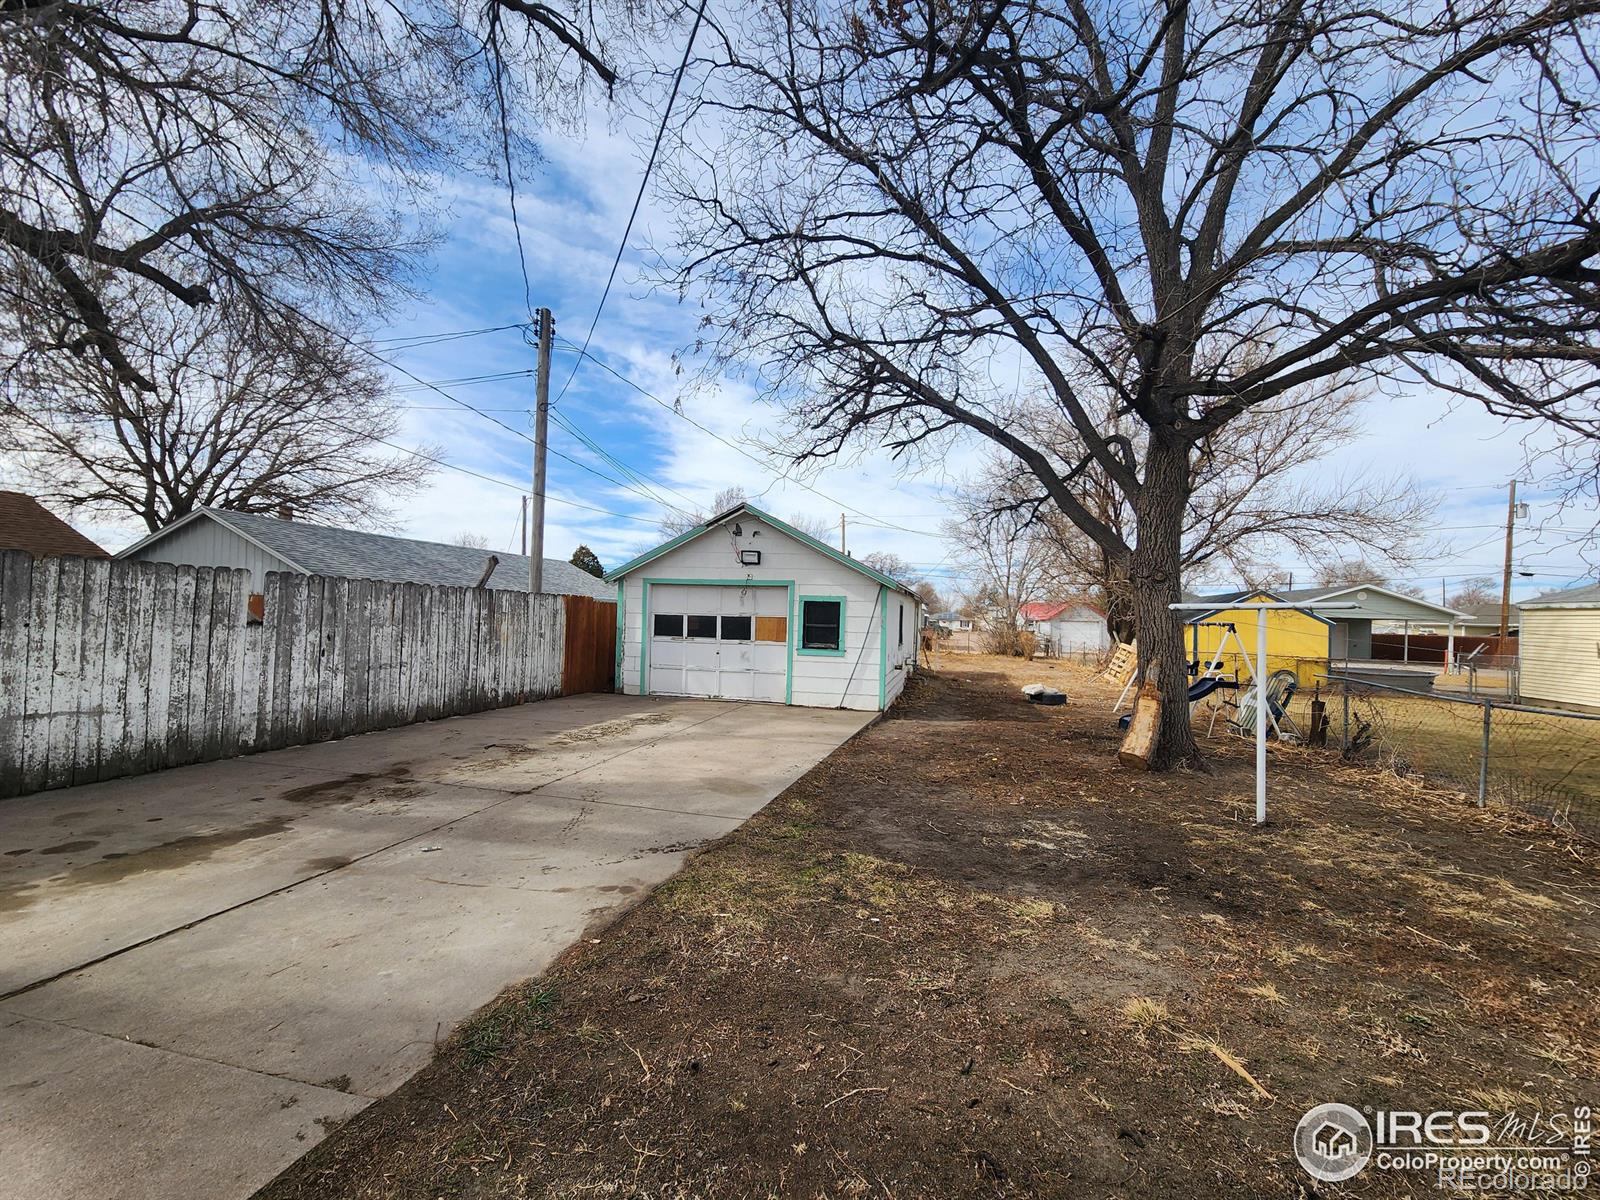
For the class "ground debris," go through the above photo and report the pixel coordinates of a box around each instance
[259,655,1600,1200]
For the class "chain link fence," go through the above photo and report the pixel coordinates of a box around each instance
[1320,676,1599,839]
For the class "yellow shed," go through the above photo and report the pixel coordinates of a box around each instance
[1184,591,1334,691]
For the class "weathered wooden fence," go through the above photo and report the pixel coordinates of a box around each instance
[0,552,618,798]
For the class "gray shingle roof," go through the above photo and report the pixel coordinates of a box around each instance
[1455,605,1520,624]
[206,508,613,599]
[1521,582,1600,609]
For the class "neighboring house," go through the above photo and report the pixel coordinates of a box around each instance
[1018,600,1111,655]
[1517,583,1600,712]
[606,502,922,711]
[1455,605,1520,636]
[0,491,108,559]
[117,507,614,599]
[1183,585,1471,687]
[931,610,973,632]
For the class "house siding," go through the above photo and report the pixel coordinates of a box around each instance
[617,518,913,711]
[121,517,291,590]
[1189,592,1332,689]
[1520,607,1600,711]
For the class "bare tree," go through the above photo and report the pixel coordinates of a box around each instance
[944,495,1052,655]
[0,0,633,388]
[1313,560,1422,597]
[858,550,917,583]
[784,510,838,544]
[658,485,749,536]
[666,0,1600,766]
[979,390,1436,639]
[1448,577,1499,610]
[455,532,493,549]
[0,301,432,531]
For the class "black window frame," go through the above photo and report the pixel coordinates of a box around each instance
[800,598,843,652]
[653,613,684,638]
[685,614,718,639]
[720,614,753,642]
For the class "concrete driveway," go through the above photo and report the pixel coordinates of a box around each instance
[0,694,874,1200]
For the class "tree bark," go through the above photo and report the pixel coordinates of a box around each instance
[1128,440,1200,769]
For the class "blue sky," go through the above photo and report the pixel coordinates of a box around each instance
[75,53,1600,604]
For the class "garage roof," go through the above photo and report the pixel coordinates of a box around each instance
[1520,582,1600,609]
[118,507,614,598]
[606,503,921,597]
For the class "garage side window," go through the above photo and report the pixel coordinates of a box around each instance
[798,597,845,654]
[653,613,684,638]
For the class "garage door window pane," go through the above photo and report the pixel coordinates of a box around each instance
[721,615,753,641]
[801,599,842,651]
[686,614,718,639]
[653,613,684,638]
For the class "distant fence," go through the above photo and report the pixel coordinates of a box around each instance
[0,552,617,798]
[1321,674,1599,840]
[1369,633,1517,665]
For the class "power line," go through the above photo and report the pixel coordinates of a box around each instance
[555,339,931,536]
[551,0,708,407]
[372,322,531,349]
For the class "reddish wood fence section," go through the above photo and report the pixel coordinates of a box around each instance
[562,594,617,695]
[1369,633,1517,664]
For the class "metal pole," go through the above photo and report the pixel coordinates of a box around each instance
[1498,479,1517,640]
[1477,700,1491,808]
[1341,681,1350,751]
[1256,610,1268,825]
[839,513,846,553]
[529,308,552,594]
[520,494,527,558]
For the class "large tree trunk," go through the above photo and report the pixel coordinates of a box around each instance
[1128,440,1200,770]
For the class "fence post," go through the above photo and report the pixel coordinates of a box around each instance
[1341,680,1350,750]
[1477,700,1491,808]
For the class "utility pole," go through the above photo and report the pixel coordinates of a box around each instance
[839,513,846,554]
[529,308,553,594]
[1498,479,1518,640]
[520,495,528,558]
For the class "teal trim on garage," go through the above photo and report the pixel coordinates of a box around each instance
[639,578,794,700]
[796,594,848,657]
[606,503,919,599]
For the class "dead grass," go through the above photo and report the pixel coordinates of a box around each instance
[260,656,1600,1200]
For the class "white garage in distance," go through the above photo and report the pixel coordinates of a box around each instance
[607,504,923,711]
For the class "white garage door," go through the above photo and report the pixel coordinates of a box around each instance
[648,584,788,702]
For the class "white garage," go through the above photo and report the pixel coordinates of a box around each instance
[607,503,923,711]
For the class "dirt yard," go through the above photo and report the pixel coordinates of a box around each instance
[260,656,1600,1199]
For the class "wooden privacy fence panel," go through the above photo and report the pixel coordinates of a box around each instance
[1369,633,1517,664]
[561,594,617,695]
[0,552,618,799]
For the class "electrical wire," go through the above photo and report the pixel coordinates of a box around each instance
[551,0,708,407]
[555,339,932,536]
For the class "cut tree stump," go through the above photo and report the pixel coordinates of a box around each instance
[1117,676,1162,768]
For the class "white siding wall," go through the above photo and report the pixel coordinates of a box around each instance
[1520,607,1600,712]
[883,591,918,706]
[123,516,290,589]
[1041,616,1111,654]
[617,519,916,710]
